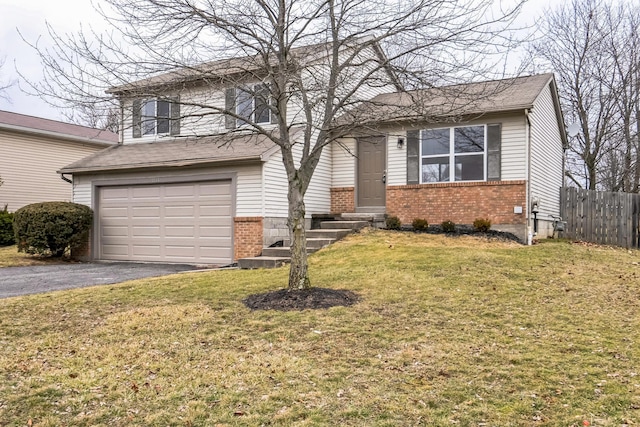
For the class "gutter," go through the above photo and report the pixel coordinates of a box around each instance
[0,123,116,147]
[524,108,532,245]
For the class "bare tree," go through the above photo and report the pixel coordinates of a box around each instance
[531,0,640,192]
[0,56,15,102]
[28,0,525,290]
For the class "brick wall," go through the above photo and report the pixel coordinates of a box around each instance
[234,217,263,260]
[70,230,92,262]
[330,187,355,214]
[386,180,527,226]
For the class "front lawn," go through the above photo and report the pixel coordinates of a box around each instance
[0,245,67,268]
[0,231,638,426]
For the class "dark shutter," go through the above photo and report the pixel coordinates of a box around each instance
[225,87,236,129]
[170,96,180,136]
[406,129,420,184]
[270,85,279,125]
[487,124,502,181]
[132,99,142,138]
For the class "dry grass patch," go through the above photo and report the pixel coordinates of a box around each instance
[1,230,639,426]
[0,245,68,268]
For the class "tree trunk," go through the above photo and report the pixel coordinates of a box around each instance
[287,179,310,290]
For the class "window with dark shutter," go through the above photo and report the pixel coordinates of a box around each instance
[406,130,420,184]
[487,124,502,181]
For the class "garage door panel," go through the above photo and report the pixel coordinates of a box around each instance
[99,180,233,264]
[132,186,161,198]
[164,206,195,217]
[132,206,161,217]
[200,183,231,196]
[131,226,161,237]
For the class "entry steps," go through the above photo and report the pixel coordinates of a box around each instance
[237,213,384,269]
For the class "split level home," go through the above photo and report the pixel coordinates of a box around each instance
[59,41,567,266]
[0,110,117,212]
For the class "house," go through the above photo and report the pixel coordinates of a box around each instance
[0,110,117,212]
[334,73,567,242]
[59,44,566,266]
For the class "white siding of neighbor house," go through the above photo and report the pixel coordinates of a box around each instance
[72,164,263,217]
[529,83,564,220]
[331,114,528,188]
[0,130,107,212]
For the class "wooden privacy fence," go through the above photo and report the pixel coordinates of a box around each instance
[560,187,640,248]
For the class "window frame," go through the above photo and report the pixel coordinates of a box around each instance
[420,125,487,183]
[141,99,172,136]
[236,83,271,126]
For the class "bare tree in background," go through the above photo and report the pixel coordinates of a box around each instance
[27,0,525,290]
[0,56,16,102]
[531,0,640,192]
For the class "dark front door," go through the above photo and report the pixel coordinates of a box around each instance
[357,136,386,209]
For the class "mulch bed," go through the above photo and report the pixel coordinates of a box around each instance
[403,225,522,242]
[244,287,360,311]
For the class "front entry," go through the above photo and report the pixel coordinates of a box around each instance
[357,135,386,211]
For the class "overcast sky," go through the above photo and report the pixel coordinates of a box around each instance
[0,0,556,123]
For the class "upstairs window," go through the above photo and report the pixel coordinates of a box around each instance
[225,83,274,129]
[132,97,180,138]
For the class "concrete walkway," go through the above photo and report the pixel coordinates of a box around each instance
[0,263,197,299]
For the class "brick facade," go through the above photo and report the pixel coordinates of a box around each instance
[234,216,264,260]
[386,180,527,226]
[330,187,355,214]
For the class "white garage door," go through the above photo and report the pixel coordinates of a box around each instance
[98,181,233,264]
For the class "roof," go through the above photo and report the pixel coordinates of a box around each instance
[339,73,558,126]
[59,132,280,174]
[0,110,118,145]
[107,38,401,95]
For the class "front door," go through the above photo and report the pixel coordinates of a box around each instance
[357,135,386,209]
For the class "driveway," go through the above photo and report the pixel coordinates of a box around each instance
[0,263,199,299]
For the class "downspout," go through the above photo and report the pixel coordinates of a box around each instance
[524,108,532,245]
[60,173,73,184]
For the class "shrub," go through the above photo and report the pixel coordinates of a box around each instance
[441,220,456,233]
[385,215,401,230]
[13,202,93,257]
[0,205,14,246]
[473,217,492,232]
[412,218,429,231]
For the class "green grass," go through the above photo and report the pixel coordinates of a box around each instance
[1,231,639,426]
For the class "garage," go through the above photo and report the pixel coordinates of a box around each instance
[98,180,233,264]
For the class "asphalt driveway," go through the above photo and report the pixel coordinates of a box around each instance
[0,263,199,299]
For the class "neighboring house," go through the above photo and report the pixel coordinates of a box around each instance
[59,44,566,266]
[0,110,117,212]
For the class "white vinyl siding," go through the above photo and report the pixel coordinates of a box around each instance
[332,114,528,188]
[0,130,107,212]
[332,138,357,187]
[72,164,262,217]
[262,134,332,217]
[529,83,564,219]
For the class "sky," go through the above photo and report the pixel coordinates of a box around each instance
[0,0,556,123]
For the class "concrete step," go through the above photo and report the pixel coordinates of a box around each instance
[283,237,335,248]
[261,246,319,257]
[238,256,290,269]
[306,229,353,240]
[320,220,369,230]
[339,213,385,222]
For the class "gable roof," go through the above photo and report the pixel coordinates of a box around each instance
[58,132,281,174]
[107,38,401,95]
[339,73,560,125]
[0,110,118,146]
